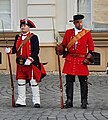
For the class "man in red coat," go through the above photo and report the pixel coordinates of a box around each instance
[56,14,94,109]
[5,19,46,108]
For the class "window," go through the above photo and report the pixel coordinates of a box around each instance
[77,0,92,29]
[77,0,108,31]
[0,0,11,30]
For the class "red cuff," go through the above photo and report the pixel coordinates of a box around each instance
[28,57,34,62]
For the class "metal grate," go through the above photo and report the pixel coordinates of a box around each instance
[90,52,100,65]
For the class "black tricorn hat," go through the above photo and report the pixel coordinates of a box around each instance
[69,14,84,22]
[20,19,36,28]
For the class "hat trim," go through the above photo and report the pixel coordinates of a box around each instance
[20,19,36,28]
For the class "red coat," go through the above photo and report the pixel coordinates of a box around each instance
[62,28,94,76]
[12,32,46,82]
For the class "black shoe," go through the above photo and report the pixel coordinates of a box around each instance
[15,104,26,107]
[64,104,73,108]
[64,99,73,108]
[34,103,40,108]
[81,99,87,109]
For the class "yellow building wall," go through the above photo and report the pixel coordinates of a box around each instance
[0,45,108,73]
[1,32,108,73]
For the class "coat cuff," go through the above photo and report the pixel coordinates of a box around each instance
[28,57,34,62]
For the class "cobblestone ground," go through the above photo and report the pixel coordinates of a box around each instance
[0,72,108,120]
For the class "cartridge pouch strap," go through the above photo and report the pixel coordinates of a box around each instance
[17,33,33,54]
[67,30,89,50]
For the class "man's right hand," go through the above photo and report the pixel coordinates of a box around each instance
[55,44,64,55]
[5,47,11,54]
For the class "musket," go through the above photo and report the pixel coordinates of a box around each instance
[1,20,15,107]
[52,18,64,109]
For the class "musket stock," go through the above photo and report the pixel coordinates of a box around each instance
[52,18,64,109]
[57,47,64,109]
[1,20,15,107]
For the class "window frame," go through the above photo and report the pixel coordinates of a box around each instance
[66,0,93,30]
[76,0,93,30]
[0,0,13,31]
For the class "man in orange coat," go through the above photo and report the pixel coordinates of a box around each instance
[5,19,46,108]
[56,14,94,109]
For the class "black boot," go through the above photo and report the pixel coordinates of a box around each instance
[64,75,74,108]
[79,76,88,109]
[81,99,87,109]
[65,99,73,108]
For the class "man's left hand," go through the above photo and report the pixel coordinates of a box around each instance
[24,57,34,65]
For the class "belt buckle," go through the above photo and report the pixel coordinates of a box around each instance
[72,54,77,58]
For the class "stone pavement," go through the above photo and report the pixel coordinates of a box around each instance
[0,72,108,120]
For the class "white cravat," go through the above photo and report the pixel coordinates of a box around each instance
[22,36,27,40]
[74,27,82,35]
[74,27,82,43]
[74,27,82,49]
[22,32,29,40]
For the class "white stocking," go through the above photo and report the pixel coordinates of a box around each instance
[16,79,26,105]
[30,79,40,105]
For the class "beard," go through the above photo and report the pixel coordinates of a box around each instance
[77,25,83,30]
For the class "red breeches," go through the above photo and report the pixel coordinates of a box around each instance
[16,65,32,80]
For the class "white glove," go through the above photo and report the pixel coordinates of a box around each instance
[24,57,34,65]
[5,47,11,53]
[24,58,32,65]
